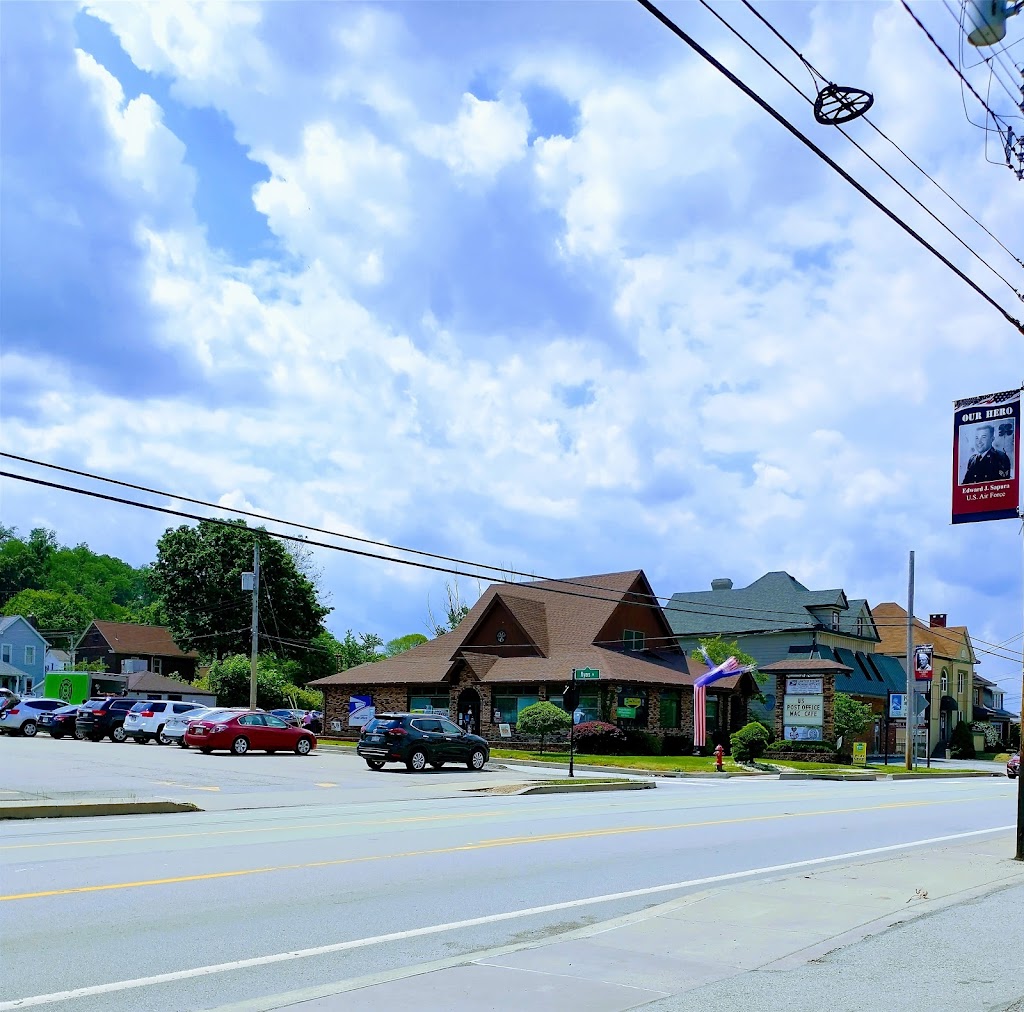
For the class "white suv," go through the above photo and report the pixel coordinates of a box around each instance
[0,698,68,737]
[123,700,205,745]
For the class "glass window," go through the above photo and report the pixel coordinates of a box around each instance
[659,690,680,730]
[622,630,645,651]
[24,646,36,665]
[438,718,463,734]
[831,611,840,631]
[492,694,540,724]
[856,617,864,636]
[264,715,289,728]
[152,658,162,675]
[409,694,450,715]
[940,669,948,693]
[1,645,10,663]
[957,672,965,694]
[411,718,443,733]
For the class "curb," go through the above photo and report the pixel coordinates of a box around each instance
[494,757,745,778]
[515,780,657,795]
[0,800,201,820]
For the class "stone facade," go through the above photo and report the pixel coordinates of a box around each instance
[773,670,835,743]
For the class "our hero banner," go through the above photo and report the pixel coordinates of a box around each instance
[951,388,1020,525]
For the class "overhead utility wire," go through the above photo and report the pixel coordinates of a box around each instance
[701,0,1024,300]
[4,460,1021,658]
[739,0,1024,270]
[1,452,907,627]
[634,0,1024,334]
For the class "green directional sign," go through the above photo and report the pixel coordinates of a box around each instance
[574,667,600,680]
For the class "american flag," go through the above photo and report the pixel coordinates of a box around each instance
[695,650,753,687]
[693,684,707,748]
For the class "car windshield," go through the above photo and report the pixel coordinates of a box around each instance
[129,701,152,712]
[194,710,237,722]
[80,700,106,710]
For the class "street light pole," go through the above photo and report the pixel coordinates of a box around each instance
[249,540,260,711]
[905,550,915,771]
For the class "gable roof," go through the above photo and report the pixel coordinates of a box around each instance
[0,615,48,646]
[310,571,740,692]
[125,670,216,697]
[871,603,978,663]
[85,621,198,659]
[665,571,873,639]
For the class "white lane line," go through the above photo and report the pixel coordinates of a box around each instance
[1,824,1013,1010]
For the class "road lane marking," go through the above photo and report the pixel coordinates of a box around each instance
[152,781,221,792]
[315,782,337,788]
[0,825,1013,1010]
[0,796,981,901]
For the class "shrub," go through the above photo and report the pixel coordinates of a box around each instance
[517,701,571,754]
[752,719,775,745]
[949,719,976,759]
[571,721,629,755]
[619,729,660,755]
[766,739,837,756]
[730,721,770,763]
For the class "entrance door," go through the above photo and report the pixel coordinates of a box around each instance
[457,688,481,735]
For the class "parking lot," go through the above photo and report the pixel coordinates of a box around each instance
[1,731,587,812]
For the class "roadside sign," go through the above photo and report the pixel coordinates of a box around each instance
[888,692,907,719]
[499,723,512,738]
[853,742,867,766]
[574,667,600,680]
[616,706,636,718]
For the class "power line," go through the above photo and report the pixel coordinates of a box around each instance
[634,0,1024,333]
[737,0,1024,270]
[3,461,1021,664]
[700,0,1024,300]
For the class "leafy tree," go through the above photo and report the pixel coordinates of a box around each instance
[151,519,330,659]
[206,653,323,710]
[386,633,428,656]
[949,719,977,759]
[833,692,873,757]
[426,579,474,637]
[336,630,384,670]
[0,527,51,608]
[515,701,571,754]
[2,589,92,648]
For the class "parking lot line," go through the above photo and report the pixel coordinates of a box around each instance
[152,780,221,792]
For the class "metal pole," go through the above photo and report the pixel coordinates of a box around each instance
[568,670,575,779]
[249,540,260,711]
[1016,513,1023,861]
[905,550,915,771]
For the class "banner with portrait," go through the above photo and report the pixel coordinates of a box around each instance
[913,644,933,682]
[952,388,1020,524]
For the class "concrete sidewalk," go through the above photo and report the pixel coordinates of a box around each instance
[213,830,1024,1012]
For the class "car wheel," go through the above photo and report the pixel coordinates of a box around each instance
[406,748,428,772]
[157,726,173,746]
[295,737,313,756]
[467,748,487,771]
[231,736,249,756]
[178,738,189,749]
[74,727,86,741]
[200,747,212,754]
[365,759,385,770]
[21,720,38,738]
[429,760,445,769]
[110,725,128,743]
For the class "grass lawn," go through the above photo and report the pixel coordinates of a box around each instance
[489,749,745,773]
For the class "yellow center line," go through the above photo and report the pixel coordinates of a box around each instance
[0,797,968,902]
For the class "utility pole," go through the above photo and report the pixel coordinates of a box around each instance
[905,550,915,771]
[249,541,260,711]
[1017,515,1023,861]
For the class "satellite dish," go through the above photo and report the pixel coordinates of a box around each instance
[966,0,1009,47]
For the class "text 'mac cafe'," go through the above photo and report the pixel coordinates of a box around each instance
[310,570,758,745]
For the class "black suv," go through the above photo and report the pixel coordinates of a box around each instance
[357,713,489,772]
[75,697,139,742]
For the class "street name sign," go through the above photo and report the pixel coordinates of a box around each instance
[574,667,600,680]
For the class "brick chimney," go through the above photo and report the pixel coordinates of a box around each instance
[929,613,947,628]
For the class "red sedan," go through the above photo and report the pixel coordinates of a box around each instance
[185,709,317,756]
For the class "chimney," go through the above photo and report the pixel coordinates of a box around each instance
[711,578,733,591]
[929,614,947,628]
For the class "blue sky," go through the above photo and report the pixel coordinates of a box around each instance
[1,1,1022,706]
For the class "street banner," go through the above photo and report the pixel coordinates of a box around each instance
[952,388,1020,524]
[913,644,933,682]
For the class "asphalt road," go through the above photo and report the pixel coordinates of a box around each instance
[2,739,1017,1012]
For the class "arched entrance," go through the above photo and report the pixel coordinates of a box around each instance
[457,688,481,735]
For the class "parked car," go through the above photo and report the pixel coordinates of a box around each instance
[75,697,139,742]
[164,706,219,748]
[270,709,305,727]
[40,704,87,739]
[123,700,205,744]
[357,713,489,772]
[184,710,317,755]
[0,698,67,737]
[1009,752,1021,779]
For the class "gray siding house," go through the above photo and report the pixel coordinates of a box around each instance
[0,616,48,695]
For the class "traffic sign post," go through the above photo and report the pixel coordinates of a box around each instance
[566,668,600,778]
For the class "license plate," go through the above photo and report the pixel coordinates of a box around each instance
[368,735,382,743]
[192,728,204,734]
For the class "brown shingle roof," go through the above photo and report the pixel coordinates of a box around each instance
[497,594,549,656]
[309,631,461,687]
[125,671,216,698]
[89,621,198,659]
[872,603,977,663]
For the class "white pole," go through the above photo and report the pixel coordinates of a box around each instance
[249,540,260,711]
[905,551,915,771]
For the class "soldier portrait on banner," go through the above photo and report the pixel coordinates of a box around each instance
[951,388,1021,525]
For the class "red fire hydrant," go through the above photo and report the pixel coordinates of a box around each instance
[714,743,724,772]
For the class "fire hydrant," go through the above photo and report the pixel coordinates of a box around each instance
[714,743,724,772]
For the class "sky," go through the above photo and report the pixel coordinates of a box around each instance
[1,1,1022,708]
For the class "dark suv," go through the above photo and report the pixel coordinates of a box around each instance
[357,713,489,772]
[75,697,139,742]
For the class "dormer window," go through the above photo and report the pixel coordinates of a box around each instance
[623,630,645,651]
[831,611,840,631]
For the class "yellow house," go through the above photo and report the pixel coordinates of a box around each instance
[873,603,977,756]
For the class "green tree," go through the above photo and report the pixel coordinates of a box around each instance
[0,527,51,608]
[515,701,571,754]
[205,653,322,710]
[833,692,873,758]
[151,519,330,659]
[336,630,385,670]
[385,633,428,656]
[2,589,93,648]
[426,580,473,637]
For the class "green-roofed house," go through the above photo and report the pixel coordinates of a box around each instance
[666,572,899,752]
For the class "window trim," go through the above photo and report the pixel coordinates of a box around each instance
[24,645,36,666]
[622,630,646,651]
[0,644,10,664]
